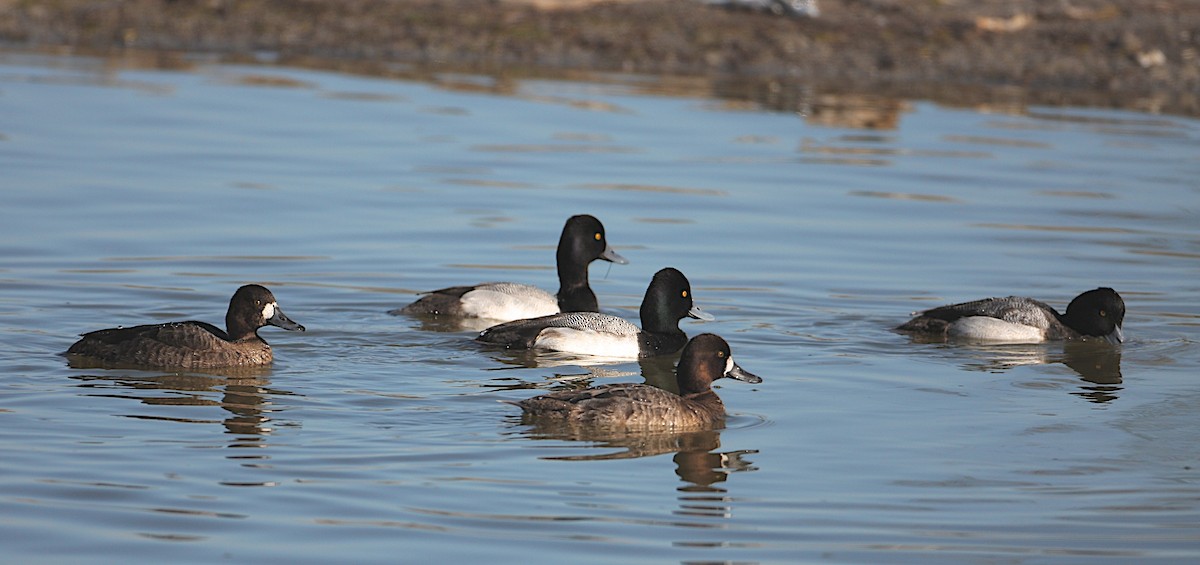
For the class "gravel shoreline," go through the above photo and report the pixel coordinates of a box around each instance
[2,0,1197,116]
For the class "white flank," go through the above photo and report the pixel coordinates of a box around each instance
[460,286,558,321]
[534,327,641,358]
[949,316,1045,343]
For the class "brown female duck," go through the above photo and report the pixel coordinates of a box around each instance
[508,333,761,430]
[66,284,305,369]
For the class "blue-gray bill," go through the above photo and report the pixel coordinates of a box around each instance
[689,306,715,321]
[269,307,305,332]
[728,362,762,384]
[600,245,629,265]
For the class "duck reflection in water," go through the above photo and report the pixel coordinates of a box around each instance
[1062,340,1123,403]
[70,367,290,442]
[506,334,760,429]
[516,422,757,492]
[505,334,761,491]
[955,341,1123,403]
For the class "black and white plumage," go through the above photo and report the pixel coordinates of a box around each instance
[394,214,627,322]
[508,334,761,431]
[897,287,1125,344]
[65,284,305,369]
[476,267,712,358]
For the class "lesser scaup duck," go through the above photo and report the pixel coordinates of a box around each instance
[394,214,627,322]
[507,333,761,430]
[66,284,305,369]
[476,267,713,358]
[897,287,1125,344]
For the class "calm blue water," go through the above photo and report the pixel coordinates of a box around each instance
[1,50,1198,563]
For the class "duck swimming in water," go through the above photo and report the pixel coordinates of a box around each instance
[508,333,761,431]
[395,214,627,323]
[897,287,1124,344]
[66,284,305,369]
[476,267,711,359]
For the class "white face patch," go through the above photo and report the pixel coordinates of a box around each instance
[261,302,277,321]
[724,356,735,376]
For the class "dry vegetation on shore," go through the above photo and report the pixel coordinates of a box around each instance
[1,0,1196,115]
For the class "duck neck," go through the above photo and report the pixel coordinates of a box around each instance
[225,313,261,342]
[556,251,597,312]
[1052,307,1080,331]
[640,299,680,334]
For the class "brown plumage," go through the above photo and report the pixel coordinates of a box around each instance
[66,284,305,369]
[509,334,761,431]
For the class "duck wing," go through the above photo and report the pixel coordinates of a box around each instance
[516,383,677,421]
[67,321,230,362]
[918,296,1056,328]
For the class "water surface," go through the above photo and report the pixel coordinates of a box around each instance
[1,51,1198,563]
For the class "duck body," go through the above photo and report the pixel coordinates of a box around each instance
[66,284,305,369]
[476,267,711,359]
[510,333,761,431]
[396,214,627,322]
[898,287,1125,344]
[67,321,273,369]
[514,382,726,428]
[477,312,648,358]
[397,282,561,320]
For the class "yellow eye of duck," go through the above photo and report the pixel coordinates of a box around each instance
[717,351,725,358]
[681,290,688,298]
[594,232,602,241]
[1099,310,1107,317]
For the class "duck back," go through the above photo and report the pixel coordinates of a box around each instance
[514,383,725,430]
[67,321,272,369]
[899,296,1056,335]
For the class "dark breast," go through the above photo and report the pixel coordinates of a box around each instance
[66,321,272,369]
[636,331,688,358]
